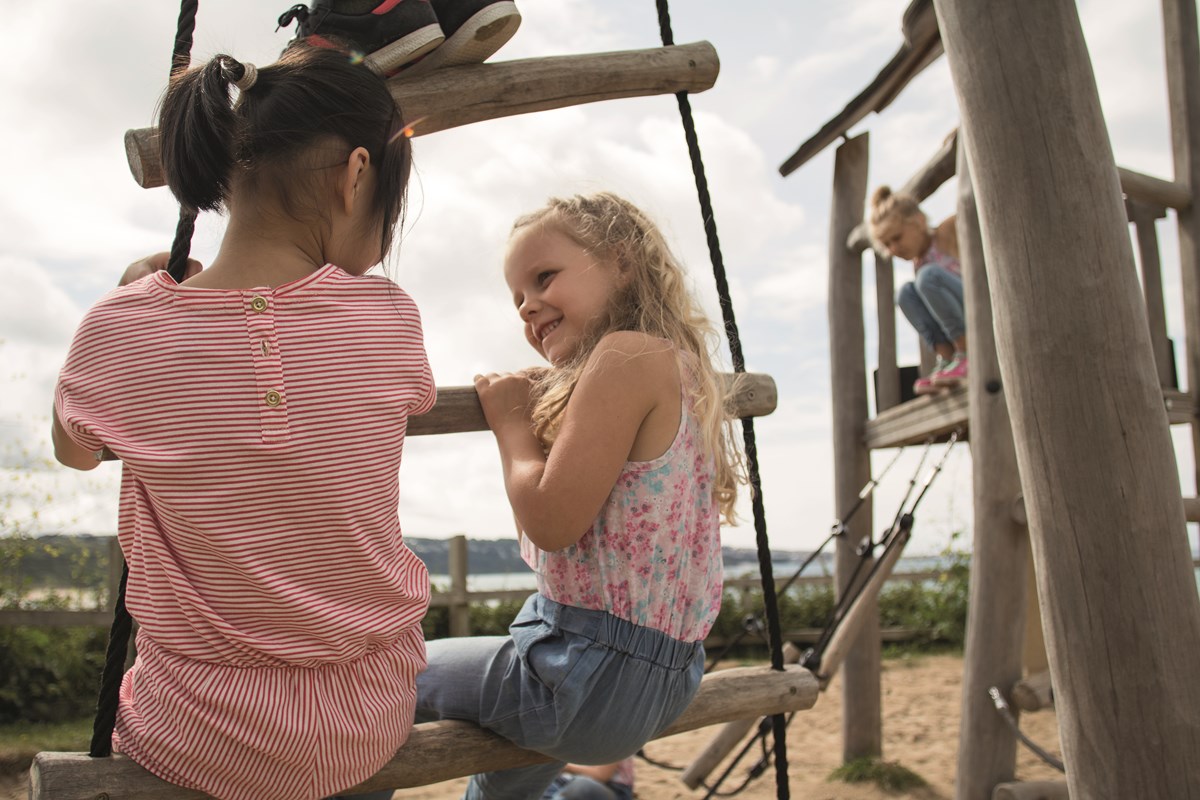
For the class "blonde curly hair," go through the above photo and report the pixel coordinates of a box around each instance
[511,192,743,522]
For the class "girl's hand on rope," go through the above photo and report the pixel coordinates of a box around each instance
[474,371,536,433]
[119,252,203,286]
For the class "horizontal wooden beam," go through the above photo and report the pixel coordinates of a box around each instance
[0,609,112,627]
[97,373,773,460]
[865,386,1191,451]
[778,0,942,176]
[125,42,719,189]
[992,781,1069,800]
[1117,166,1192,210]
[864,384,968,449]
[409,372,776,436]
[30,664,818,800]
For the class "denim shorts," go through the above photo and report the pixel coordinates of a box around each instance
[415,593,704,799]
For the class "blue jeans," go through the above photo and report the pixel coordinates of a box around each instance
[897,264,965,350]
[415,593,704,800]
[542,774,634,800]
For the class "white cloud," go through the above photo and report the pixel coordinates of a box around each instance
[0,0,1182,559]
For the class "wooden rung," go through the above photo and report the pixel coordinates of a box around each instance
[100,373,773,460]
[124,42,719,189]
[992,780,1070,800]
[30,664,818,800]
[409,371,776,436]
[1011,669,1054,712]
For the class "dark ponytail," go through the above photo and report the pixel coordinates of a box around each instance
[157,47,412,254]
[158,56,252,212]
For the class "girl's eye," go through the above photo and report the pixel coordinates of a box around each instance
[536,271,554,286]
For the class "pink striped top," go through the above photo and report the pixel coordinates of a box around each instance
[55,264,435,800]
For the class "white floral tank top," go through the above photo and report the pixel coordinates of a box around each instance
[521,359,723,642]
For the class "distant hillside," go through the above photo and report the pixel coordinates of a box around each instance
[4,534,818,583]
[406,536,817,575]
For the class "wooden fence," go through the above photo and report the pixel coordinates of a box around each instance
[1,535,963,643]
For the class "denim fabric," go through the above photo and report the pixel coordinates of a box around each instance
[416,593,704,800]
[897,263,966,347]
[329,791,395,800]
[542,774,633,800]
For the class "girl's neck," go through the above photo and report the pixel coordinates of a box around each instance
[185,213,329,290]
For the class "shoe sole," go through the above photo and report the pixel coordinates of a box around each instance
[399,2,521,77]
[364,23,446,76]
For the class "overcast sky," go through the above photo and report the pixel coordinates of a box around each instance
[0,1,1193,556]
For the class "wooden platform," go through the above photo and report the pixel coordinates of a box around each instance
[865,386,1194,450]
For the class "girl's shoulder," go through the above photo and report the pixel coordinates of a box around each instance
[586,332,679,381]
[932,215,959,259]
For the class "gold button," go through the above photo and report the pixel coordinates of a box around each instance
[265,390,282,407]
[250,296,268,313]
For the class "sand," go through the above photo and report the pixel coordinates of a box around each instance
[3,653,1065,799]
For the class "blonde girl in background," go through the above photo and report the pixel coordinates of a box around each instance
[414,192,743,800]
[870,186,967,394]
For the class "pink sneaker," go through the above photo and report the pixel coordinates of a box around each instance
[913,375,940,395]
[932,353,968,387]
[913,357,949,395]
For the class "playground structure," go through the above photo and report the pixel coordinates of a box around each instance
[778,0,1200,797]
[26,1,1200,799]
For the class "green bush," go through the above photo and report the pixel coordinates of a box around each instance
[0,627,106,725]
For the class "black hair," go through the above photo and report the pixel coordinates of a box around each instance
[158,46,412,257]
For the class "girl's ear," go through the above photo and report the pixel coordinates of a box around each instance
[339,146,372,216]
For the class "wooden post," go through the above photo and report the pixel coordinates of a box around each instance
[875,253,900,413]
[934,1,1200,796]
[448,535,470,637]
[1126,199,1174,387]
[1164,0,1200,490]
[952,129,1028,800]
[828,132,881,761]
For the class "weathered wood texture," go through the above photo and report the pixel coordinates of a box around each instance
[864,385,967,449]
[952,133,1026,800]
[1011,670,1054,713]
[874,253,900,412]
[828,133,882,760]
[1117,166,1191,210]
[408,372,774,436]
[991,781,1069,800]
[125,43,719,189]
[679,642,803,789]
[779,0,942,176]
[1127,199,1175,387]
[934,0,1200,796]
[30,665,818,800]
[1164,0,1200,494]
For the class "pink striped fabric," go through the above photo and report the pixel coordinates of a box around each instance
[55,265,435,800]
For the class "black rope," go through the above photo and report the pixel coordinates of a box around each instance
[653,2,788,798]
[167,0,201,284]
[704,448,905,672]
[90,0,200,759]
[989,687,1066,772]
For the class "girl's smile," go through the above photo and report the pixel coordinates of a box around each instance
[504,224,625,366]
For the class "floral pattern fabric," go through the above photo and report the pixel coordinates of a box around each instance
[522,363,722,642]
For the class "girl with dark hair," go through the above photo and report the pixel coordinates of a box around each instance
[52,47,432,800]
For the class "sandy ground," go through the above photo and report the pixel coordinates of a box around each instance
[4,653,1064,799]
